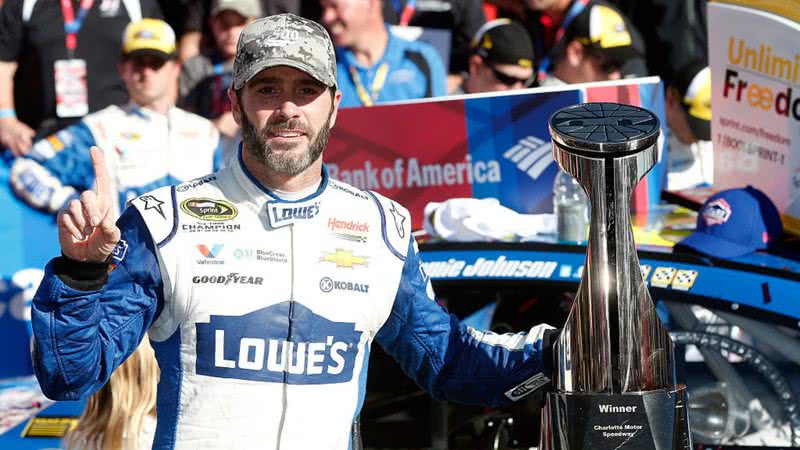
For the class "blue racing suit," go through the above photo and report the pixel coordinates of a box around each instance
[31,151,555,449]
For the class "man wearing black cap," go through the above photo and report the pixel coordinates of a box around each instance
[666,62,713,190]
[460,18,537,94]
[31,12,557,450]
[10,19,222,217]
[533,0,647,86]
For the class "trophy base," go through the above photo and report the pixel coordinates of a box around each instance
[539,386,691,450]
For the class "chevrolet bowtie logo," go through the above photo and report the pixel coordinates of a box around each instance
[320,249,368,268]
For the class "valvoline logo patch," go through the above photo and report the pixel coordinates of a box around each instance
[196,302,362,384]
[701,198,732,226]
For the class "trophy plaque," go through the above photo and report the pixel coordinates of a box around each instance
[539,103,691,449]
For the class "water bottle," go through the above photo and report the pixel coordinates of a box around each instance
[553,170,588,242]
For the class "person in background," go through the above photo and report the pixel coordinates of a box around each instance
[382,0,487,93]
[63,338,158,450]
[177,0,307,62]
[180,0,261,161]
[666,62,712,190]
[321,0,447,107]
[0,0,163,155]
[9,19,222,216]
[609,0,707,87]
[457,18,536,94]
[538,0,646,86]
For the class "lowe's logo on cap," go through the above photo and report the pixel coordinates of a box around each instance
[701,198,731,226]
[196,302,362,384]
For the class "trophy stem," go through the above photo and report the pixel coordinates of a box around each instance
[541,103,691,449]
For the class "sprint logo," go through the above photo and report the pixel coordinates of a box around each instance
[502,136,553,180]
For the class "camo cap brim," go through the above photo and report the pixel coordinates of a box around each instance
[233,13,337,90]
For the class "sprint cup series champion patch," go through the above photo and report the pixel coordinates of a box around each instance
[181,198,238,221]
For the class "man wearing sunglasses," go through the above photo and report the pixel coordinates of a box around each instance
[10,19,223,217]
[459,19,537,94]
[539,2,647,87]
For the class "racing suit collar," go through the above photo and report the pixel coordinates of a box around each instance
[124,102,174,122]
[233,142,329,204]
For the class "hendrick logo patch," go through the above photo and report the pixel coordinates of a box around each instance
[181,198,238,221]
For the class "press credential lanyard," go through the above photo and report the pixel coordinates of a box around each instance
[61,0,95,58]
[391,0,416,26]
[349,63,389,107]
[537,0,588,78]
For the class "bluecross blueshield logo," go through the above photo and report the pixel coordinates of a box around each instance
[196,302,362,384]
[502,136,553,180]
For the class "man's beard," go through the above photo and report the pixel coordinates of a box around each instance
[241,112,331,177]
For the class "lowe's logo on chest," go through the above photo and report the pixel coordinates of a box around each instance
[196,302,361,384]
[267,200,320,228]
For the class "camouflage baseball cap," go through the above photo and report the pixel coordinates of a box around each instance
[233,13,337,90]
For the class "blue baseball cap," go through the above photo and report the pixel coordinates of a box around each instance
[676,187,783,259]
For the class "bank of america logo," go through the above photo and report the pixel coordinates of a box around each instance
[502,136,553,180]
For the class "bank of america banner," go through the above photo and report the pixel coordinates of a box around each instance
[327,77,667,229]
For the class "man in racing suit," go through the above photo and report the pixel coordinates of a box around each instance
[31,14,557,450]
[9,19,223,216]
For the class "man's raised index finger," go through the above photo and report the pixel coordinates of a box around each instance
[90,146,112,201]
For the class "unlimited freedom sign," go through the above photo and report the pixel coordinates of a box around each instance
[708,1,800,233]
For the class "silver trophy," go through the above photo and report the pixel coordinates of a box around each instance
[539,103,691,449]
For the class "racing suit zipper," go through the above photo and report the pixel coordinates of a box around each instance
[276,223,295,449]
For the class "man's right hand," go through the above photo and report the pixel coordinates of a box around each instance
[0,117,35,155]
[57,147,120,262]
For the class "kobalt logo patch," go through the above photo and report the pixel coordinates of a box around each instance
[196,302,362,384]
[328,180,369,200]
[177,175,217,192]
[181,198,238,221]
[319,277,369,294]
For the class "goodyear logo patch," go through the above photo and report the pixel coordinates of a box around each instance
[181,198,238,221]
[196,302,362,384]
